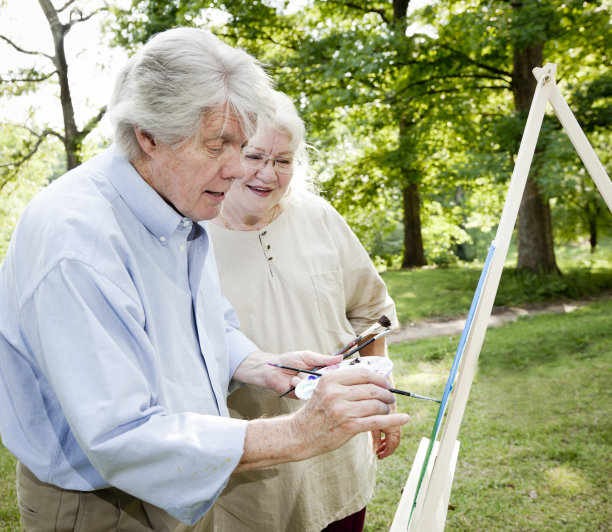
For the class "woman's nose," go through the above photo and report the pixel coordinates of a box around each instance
[256,163,278,182]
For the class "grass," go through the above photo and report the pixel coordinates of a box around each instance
[382,237,612,323]
[364,298,612,531]
[0,449,18,531]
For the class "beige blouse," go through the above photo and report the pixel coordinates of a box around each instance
[207,192,398,532]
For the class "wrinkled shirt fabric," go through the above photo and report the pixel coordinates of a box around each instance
[0,146,257,524]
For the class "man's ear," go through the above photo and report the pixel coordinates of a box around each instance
[134,127,157,156]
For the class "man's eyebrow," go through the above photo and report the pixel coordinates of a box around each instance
[202,130,246,142]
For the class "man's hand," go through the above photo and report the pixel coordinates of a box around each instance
[235,366,410,472]
[291,368,408,455]
[233,350,343,395]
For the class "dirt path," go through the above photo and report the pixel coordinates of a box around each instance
[387,295,609,344]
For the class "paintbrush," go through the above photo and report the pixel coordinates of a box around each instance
[340,328,392,360]
[332,315,392,356]
[269,363,441,403]
[278,315,392,398]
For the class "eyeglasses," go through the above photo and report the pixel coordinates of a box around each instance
[241,151,294,175]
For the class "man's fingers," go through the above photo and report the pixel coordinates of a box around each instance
[325,414,409,443]
[348,413,410,434]
[333,382,396,404]
[319,366,392,389]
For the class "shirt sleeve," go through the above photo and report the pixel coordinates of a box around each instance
[222,294,260,377]
[21,258,247,524]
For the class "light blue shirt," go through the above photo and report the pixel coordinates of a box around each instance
[0,146,258,524]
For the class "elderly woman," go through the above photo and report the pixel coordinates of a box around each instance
[208,92,401,532]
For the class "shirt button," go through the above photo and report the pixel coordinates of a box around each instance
[179,244,185,252]
[160,236,167,242]
[182,220,191,227]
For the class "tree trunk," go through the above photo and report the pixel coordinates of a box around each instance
[393,0,426,269]
[588,215,598,253]
[39,0,81,170]
[512,42,560,274]
[516,176,559,272]
[401,181,427,268]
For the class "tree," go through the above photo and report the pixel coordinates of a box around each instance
[423,0,610,273]
[0,0,109,188]
[112,0,610,269]
[114,0,484,268]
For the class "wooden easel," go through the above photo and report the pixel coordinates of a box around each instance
[390,63,612,532]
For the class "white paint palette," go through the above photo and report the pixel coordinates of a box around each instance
[295,356,394,400]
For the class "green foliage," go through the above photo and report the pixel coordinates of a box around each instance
[0,126,63,259]
[5,0,611,268]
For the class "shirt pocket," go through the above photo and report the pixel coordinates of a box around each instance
[310,270,350,335]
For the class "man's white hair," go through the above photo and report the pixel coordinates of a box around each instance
[109,27,275,161]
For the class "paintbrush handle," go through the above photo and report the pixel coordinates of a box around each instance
[342,328,391,360]
[332,321,381,356]
[389,388,441,403]
[333,337,360,356]
[269,363,323,376]
[270,363,440,403]
[279,322,388,397]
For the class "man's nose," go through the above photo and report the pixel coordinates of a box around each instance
[222,146,245,180]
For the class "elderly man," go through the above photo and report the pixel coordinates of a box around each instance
[0,27,409,531]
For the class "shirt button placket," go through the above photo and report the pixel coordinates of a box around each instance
[258,230,274,277]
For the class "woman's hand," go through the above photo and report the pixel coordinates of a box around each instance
[371,425,402,459]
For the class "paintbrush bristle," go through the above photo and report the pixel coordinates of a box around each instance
[378,315,391,328]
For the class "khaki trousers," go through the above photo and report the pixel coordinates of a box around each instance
[16,462,213,532]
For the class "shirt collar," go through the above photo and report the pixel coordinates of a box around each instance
[105,145,187,242]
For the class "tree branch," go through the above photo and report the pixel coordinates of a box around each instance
[77,106,107,139]
[396,73,511,97]
[56,0,78,13]
[68,6,107,26]
[326,0,390,25]
[439,43,512,78]
[0,35,53,60]
[19,124,65,142]
[0,126,63,190]
[0,70,57,84]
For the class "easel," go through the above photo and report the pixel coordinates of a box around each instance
[390,63,612,532]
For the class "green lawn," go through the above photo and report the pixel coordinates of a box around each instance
[0,450,18,531]
[382,237,612,323]
[365,298,611,531]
